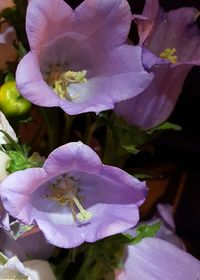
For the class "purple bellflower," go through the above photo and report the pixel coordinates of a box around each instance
[16,0,153,115]
[115,237,200,280]
[0,142,147,248]
[115,0,200,129]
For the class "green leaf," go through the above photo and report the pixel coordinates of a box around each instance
[111,117,182,155]
[17,41,27,58]
[132,173,154,180]
[147,121,181,134]
[0,252,8,265]
[6,150,44,173]
[4,72,15,82]
[126,221,162,245]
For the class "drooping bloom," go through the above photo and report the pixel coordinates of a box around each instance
[0,255,56,280]
[16,0,153,115]
[115,0,200,129]
[115,237,200,280]
[0,142,147,248]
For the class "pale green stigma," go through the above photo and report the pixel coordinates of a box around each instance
[72,196,92,222]
[48,67,87,101]
[160,48,177,64]
[47,176,92,222]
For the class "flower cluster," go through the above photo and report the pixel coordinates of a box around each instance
[0,0,200,279]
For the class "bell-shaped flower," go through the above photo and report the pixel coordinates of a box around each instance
[0,142,147,248]
[0,254,56,280]
[115,0,200,129]
[115,237,200,280]
[16,0,153,115]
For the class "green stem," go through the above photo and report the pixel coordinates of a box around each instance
[40,107,55,151]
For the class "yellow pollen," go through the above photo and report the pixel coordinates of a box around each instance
[48,67,87,101]
[46,176,92,222]
[159,48,177,64]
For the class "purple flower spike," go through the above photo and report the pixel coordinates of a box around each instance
[115,1,200,129]
[116,238,200,280]
[0,142,146,248]
[16,0,153,115]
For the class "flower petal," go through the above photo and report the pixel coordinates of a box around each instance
[115,63,191,129]
[0,111,17,144]
[0,168,47,224]
[43,141,101,175]
[23,260,56,280]
[36,219,84,248]
[122,238,200,280]
[26,0,73,51]
[16,52,61,107]
[74,0,132,50]
[145,7,200,64]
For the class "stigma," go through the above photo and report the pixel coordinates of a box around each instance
[160,48,177,64]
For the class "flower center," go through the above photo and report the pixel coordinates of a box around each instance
[159,48,177,64]
[47,65,87,101]
[47,175,92,222]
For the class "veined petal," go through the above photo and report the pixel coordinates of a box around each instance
[44,142,101,175]
[35,219,84,249]
[135,0,162,45]
[74,0,132,50]
[26,0,74,51]
[0,168,47,224]
[121,238,200,280]
[115,63,191,129]
[16,52,61,107]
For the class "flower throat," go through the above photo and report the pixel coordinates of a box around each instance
[47,65,87,101]
[47,175,92,222]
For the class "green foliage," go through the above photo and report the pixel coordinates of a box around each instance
[0,252,8,265]
[111,117,181,156]
[0,130,43,173]
[6,150,44,173]
[75,235,126,280]
[125,221,161,245]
